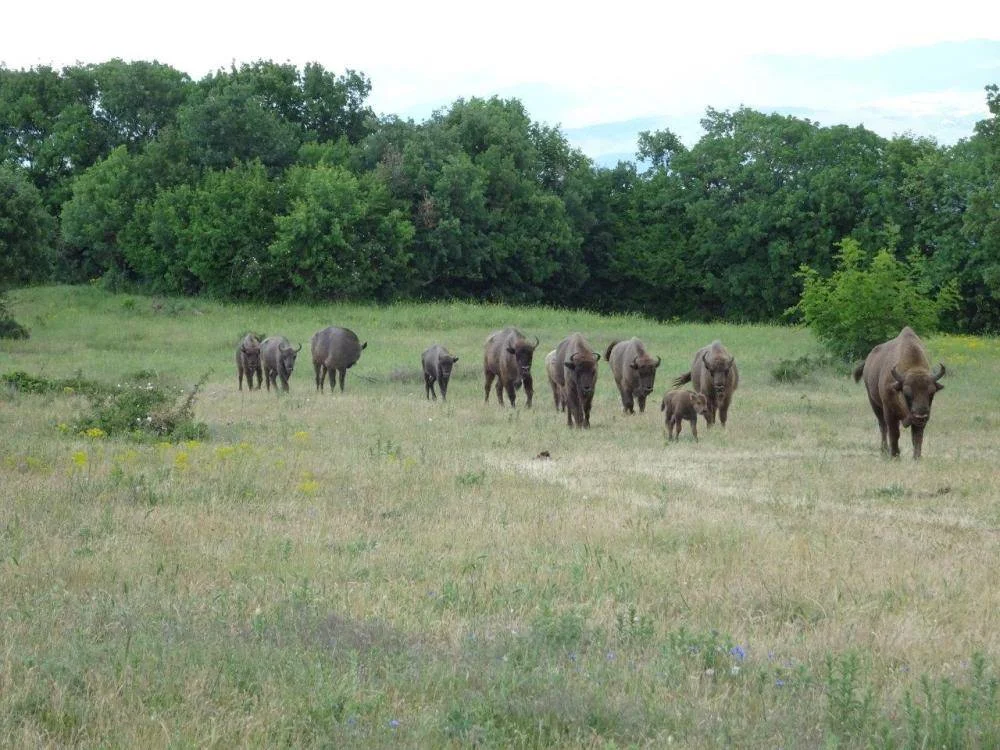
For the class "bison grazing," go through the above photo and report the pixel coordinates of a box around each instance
[236,333,262,391]
[544,349,564,411]
[661,389,710,441]
[422,344,458,401]
[261,336,302,392]
[554,333,601,428]
[606,338,661,414]
[311,326,367,393]
[853,326,945,459]
[672,341,739,427]
[483,327,539,407]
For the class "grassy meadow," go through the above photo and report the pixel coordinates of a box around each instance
[2,285,1000,748]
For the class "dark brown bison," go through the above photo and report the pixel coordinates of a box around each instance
[236,333,262,391]
[554,333,601,428]
[483,327,539,407]
[606,338,661,414]
[311,326,367,393]
[261,336,302,392]
[853,326,945,459]
[672,341,739,426]
[661,389,710,441]
[421,344,458,401]
[544,349,564,411]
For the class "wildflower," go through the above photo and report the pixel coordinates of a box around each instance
[293,431,309,443]
[729,645,746,662]
[56,423,69,433]
[297,480,320,495]
[174,452,189,470]
[83,427,106,439]
[389,719,400,729]
[71,451,87,468]
[775,678,786,687]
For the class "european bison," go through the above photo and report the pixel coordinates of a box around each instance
[236,333,262,391]
[422,344,458,401]
[606,338,661,414]
[853,326,945,459]
[554,333,601,428]
[661,389,710,442]
[544,349,564,411]
[261,336,302,392]
[672,341,739,427]
[483,327,538,408]
[311,326,367,393]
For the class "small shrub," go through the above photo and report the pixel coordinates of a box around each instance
[771,354,837,383]
[0,295,29,339]
[789,238,959,361]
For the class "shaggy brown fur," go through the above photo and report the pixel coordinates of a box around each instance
[311,326,367,393]
[261,336,302,393]
[671,341,739,426]
[544,349,564,411]
[421,344,458,401]
[554,333,601,429]
[236,333,262,391]
[661,389,710,441]
[606,338,661,414]
[853,326,945,459]
[483,327,538,408]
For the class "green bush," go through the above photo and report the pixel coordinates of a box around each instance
[790,238,959,361]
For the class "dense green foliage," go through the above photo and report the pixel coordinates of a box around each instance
[2,60,998,330]
[793,238,960,360]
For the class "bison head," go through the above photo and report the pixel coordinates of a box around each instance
[630,355,661,397]
[892,363,944,428]
[565,352,599,397]
[507,336,538,380]
[690,391,710,418]
[703,351,734,397]
[438,354,458,379]
[281,342,303,373]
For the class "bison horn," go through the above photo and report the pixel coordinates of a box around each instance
[295,343,302,353]
[654,356,662,367]
[890,366,904,385]
[593,351,601,361]
[933,363,946,381]
[532,336,539,349]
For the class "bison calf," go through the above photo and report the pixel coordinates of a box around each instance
[236,333,262,391]
[422,344,458,401]
[606,338,661,414]
[672,341,738,427]
[661,389,710,441]
[311,326,367,393]
[853,326,945,459]
[261,336,302,392]
[554,333,600,428]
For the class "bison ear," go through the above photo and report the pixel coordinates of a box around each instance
[934,382,944,392]
[452,356,459,363]
[507,346,516,355]
[361,341,368,350]
[630,356,639,370]
[564,361,577,371]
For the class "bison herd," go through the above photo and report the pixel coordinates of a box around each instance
[236,324,946,458]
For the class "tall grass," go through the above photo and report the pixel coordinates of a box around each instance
[2,285,999,747]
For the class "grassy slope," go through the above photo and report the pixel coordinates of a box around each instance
[2,286,999,748]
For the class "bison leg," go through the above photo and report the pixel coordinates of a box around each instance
[440,380,448,401]
[238,369,244,391]
[621,390,635,415]
[523,375,533,408]
[424,372,435,400]
[637,394,647,414]
[505,381,517,407]
[253,368,262,389]
[667,416,678,440]
[483,371,496,403]
[337,368,347,392]
[583,396,592,428]
[314,363,323,392]
[911,425,925,459]
[718,396,730,427]
[886,415,902,458]
[690,417,699,442]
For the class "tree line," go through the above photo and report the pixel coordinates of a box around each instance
[2,59,998,332]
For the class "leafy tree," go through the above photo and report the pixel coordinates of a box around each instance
[268,164,413,301]
[0,165,55,286]
[791,237,959,360]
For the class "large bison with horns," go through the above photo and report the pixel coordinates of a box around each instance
[853,326,945,459]
[671,341,738,427]
[483,327,539,407]
[606,338,661,414]
[554,333,601,428]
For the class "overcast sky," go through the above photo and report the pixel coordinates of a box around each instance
[5,0,999,160]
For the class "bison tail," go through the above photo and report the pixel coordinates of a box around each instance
[671,371,691,388]
[852,362,865,383]
[604,341,618,362]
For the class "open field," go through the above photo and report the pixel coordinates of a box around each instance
[2,285,1000,748]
